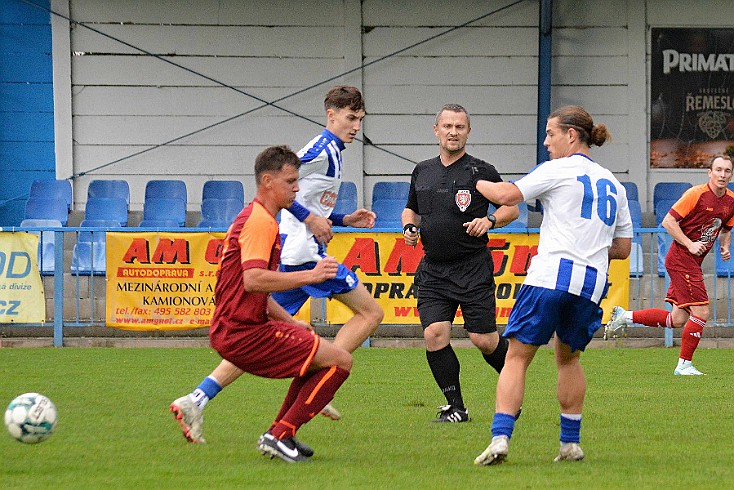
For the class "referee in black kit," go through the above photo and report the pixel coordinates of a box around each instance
[402,104,519,423]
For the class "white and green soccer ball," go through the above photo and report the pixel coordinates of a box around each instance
[4,393,57,444]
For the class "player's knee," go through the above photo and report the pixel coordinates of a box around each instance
[693,308,709,322]
[365,300,384,327]
[470,332,499,353]
[423,324,450,348]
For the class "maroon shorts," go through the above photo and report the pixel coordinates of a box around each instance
[665,268,708,311]
[210,320,320,379]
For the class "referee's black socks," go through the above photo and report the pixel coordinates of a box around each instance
[482,336,509,374]
[426,345,464,410]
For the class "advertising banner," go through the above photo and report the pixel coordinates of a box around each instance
[0,233,45,323]
[105,231,629,330]
[650,28,734,168]
[106,232,224,330]
[320,232,629,325]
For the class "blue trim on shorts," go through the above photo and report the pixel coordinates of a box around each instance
[271,262,359,315]
[503,285,602,352]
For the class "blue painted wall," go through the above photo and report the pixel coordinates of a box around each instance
[0,0,55,226]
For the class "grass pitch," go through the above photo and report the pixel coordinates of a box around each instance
[1,346,733,489]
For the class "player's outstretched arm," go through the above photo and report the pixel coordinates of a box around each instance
[242,257,339,293]
[475,180,524,206]
[344,209,376,228]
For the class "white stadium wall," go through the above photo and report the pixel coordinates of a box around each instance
[49,0,734,213]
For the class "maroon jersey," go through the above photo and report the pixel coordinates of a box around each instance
[665,183,734,272]
[210,199,280,330]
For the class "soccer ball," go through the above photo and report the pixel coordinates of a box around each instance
[4,393,57,444]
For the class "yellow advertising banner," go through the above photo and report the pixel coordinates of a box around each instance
[0,233,45,323]
[106,232,225,330]
[105,231,629,330]
[321,232,629,325]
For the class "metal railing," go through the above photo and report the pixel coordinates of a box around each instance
[3,225,733,347]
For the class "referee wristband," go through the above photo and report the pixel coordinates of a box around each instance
[403,223,417,234]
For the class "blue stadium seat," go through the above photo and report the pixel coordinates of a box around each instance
[372,181,410,205]
[71,241,106,275]
[145,180,188,205]
[372,199,405,229]
[140,197,186,227]
[30,179,72,211]
[653,182,691,208]
[87,179,130,204]
[138,219,182,228]
[24,198,70,225]
[655,198,677,276]
[70,219,117,276]
[84,197,129,226]
[202,180,244,208]
[333,181,358,216]
[78,219,117,243]
[621,181,639,202]
[628,200,643,241]
[629,241,644,278]
[197,198,241,228]
[654,199,677,226]
[20,218,62,275]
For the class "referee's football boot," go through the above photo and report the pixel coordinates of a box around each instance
[553,442,585,462]
[474,436,509,466]
[603,305,628,340]
[258,431,314,457]
[170,395,206,444]
[320,402,341,421]
[433,404,470,423]
[258,432,311,463]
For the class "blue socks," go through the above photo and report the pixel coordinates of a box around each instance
[560,413,582,443]
[493,412,582,443]
[491,412,516,439]
[190,376,222,409]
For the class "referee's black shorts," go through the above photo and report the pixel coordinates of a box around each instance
[415,248,497,333]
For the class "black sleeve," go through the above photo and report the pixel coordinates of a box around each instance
[405,167,420,213]
[482,162,503,184]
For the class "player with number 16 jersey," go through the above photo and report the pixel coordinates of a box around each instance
[516,154,633,304]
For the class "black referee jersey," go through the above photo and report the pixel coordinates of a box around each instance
[405,153,503,263]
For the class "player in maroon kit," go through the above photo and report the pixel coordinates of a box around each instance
[605,155,734,375]
[170,146,352,462]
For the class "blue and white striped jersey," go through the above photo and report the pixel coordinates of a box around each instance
[280,129,345,265]
[514,153,633,304]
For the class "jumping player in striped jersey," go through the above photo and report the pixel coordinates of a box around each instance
[473,105,633,465]
[605,155,734,375]
[171,146,352,462]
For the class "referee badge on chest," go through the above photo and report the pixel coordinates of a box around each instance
[455,189,471,212]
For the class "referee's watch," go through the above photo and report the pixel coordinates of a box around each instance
[487,214,497,229]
